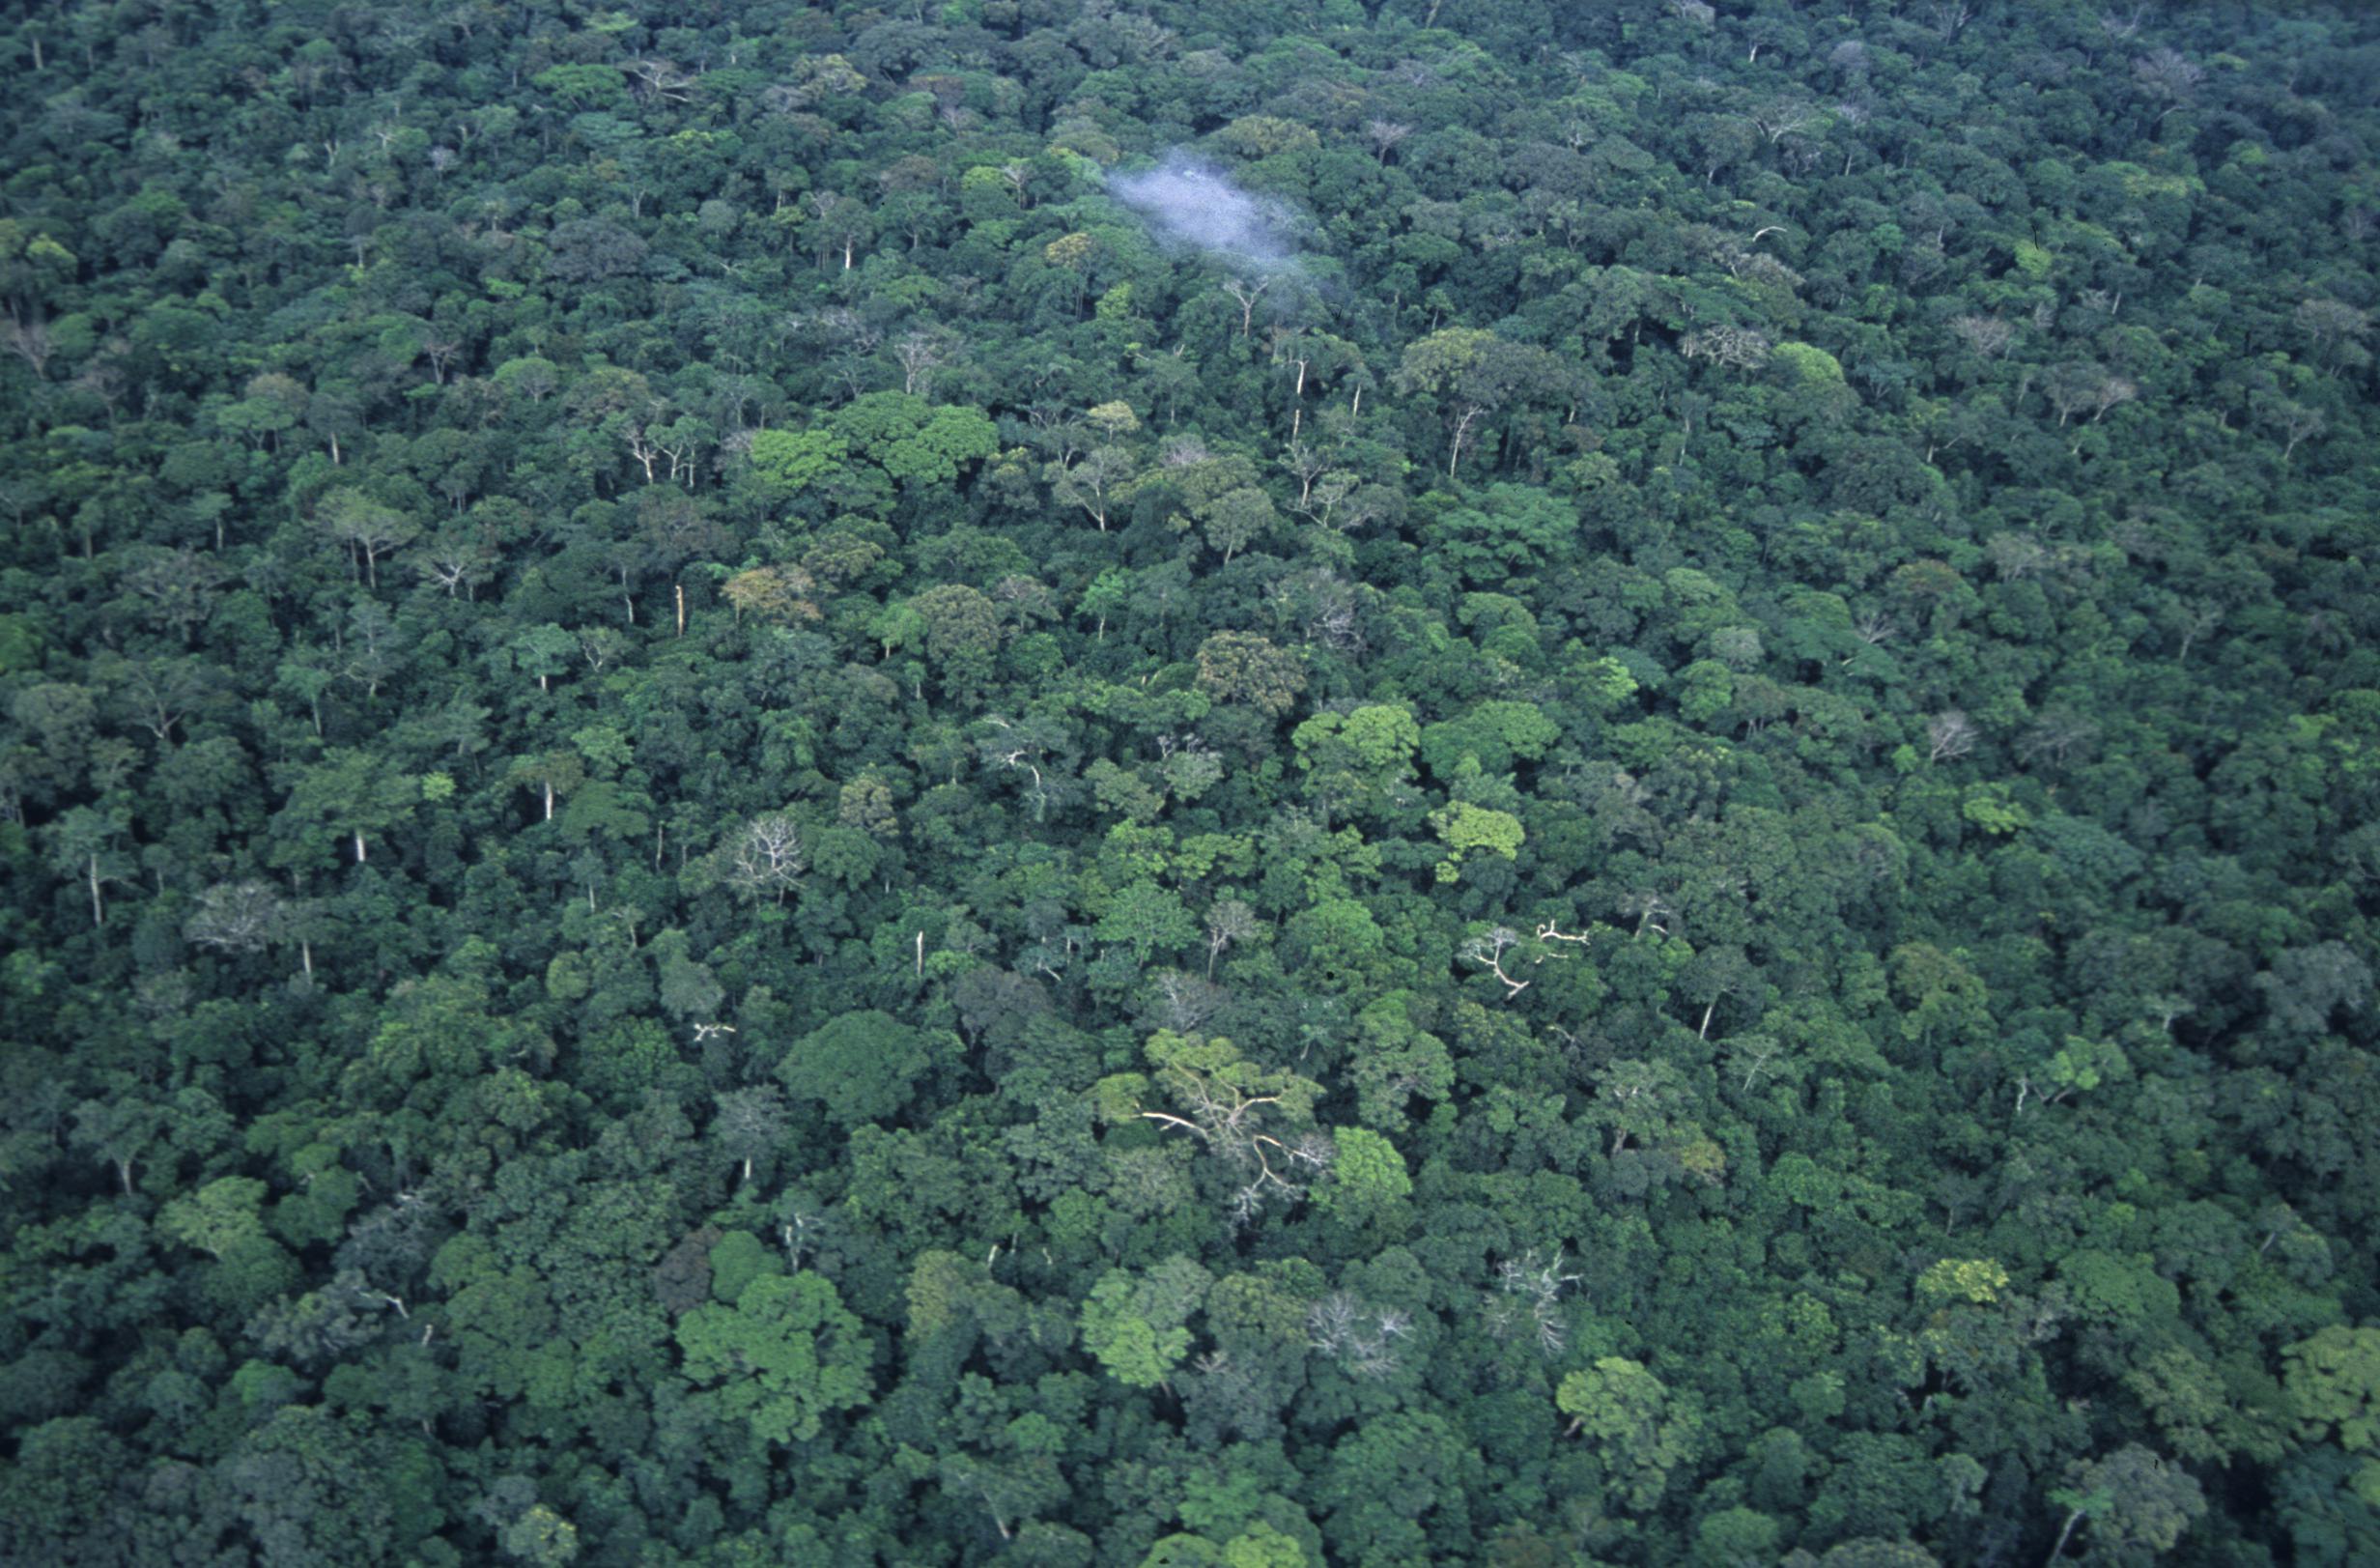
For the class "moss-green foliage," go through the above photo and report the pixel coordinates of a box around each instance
[675,1271,872,1445]
[3,2,2378,1563]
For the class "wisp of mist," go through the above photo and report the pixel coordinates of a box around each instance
[1105,152,1305,272]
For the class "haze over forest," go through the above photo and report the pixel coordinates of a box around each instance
[2,2,2378,1565]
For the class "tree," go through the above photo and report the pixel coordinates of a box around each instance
[499,1505,581,1567]
[115,548,230,644]
[747,428,848,497]
[1557,1357,1701,1513]
[1097,881,1199,961]
[270,749,419,869]
[1429,802,1525,882]
[1293,705,1421,827]
[825,393,997,491]
[778,1010,937,1127]
[219,1405,402,1563]
[505,749,582,824]
[1050,444,1138,531]
[727,813,807,904]
[721,565,821,626]
[1195,633,1306,718]
[1424,486,1577,585]
[70,1095,170,1198]
[1680,323,1771,371]
[880,404,998,489]
[411,527,497,599]
[184,879,290,955]
[1314,1411,1481,1563]
[1393,329,1572,476]
[1201,486,1278,564]
[675,1267,872,1445]
[1130,1031,1326,1224]
[711,1087,789,1186]
[1686,1504,1785,1567]
[1926,711,1976,763]
[318,489,420,587]
[910,584,1003,698]
[1204,899,1260,979]
[2258,396,2327,466]
[1221,276,1272,338]
[1312,1126,1412,1233]
[652,927,723,1022]
[158,1175,269,1259]
[2133,47,2205,120]
[2295,298,2372,376]
[2046,1446,2206,1562]
[44,803,131,928]
[1080,1259,1210,1389]
[2285,1326,2380,1453]
[2258,944,2372,1040]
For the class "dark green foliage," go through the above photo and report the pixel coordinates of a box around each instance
[2,1,2377,1561]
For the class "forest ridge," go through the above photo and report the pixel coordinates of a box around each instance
[2,1,2379,1565]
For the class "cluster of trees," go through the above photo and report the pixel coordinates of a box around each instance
[3,0,2378,1562]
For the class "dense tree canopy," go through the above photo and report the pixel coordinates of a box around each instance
[3,0,2379,1563]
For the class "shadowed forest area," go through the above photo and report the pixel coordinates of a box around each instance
[2,1,2379,1563]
